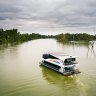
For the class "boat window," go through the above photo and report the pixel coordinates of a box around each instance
[64,58,76,63]
[71,58,76,61]
[42,54,50,59]
[65,67,74,72]
[43,54,58,59]
[48,55,58,59]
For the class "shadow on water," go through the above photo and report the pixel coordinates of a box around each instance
[40,66,88,96]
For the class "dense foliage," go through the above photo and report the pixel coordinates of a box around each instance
[0,29,53,44]
[0,28,96,44]
[56,33,96,43]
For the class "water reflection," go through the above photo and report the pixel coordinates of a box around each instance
[0,44,9,50]
[57,40,91,47]
[86,42,96,57]
[41,66,77,84]
[40,66,88,96]
[0,43,20,51]
[57,41,96,58]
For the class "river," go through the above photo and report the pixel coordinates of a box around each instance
[0,39,96,96]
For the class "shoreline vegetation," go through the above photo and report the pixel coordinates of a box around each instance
[55,33,96,45]
[55,33,96,42]
[0,28,54,44]
[0,28,96,45]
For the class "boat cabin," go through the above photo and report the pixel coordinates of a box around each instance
[42,53,77,65]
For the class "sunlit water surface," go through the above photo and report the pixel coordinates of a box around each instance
[0,39,96,96]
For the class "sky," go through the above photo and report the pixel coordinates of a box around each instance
[0,0,96,35]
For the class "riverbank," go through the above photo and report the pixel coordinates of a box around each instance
[0,29,96,45]
[55,33,96,43]
[0,29,54,44]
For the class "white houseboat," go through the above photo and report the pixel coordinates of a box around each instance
[40,52,80,76]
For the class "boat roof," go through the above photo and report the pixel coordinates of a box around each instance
[50,52,68,56]
[45,52,77,60]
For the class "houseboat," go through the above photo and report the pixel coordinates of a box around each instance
[40,52,80,76]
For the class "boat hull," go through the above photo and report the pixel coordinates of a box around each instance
[40,60,80,76]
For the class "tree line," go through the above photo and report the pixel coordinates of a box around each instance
[0,28,96,44]
[0,29,53,44]
[55,33,96,43]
